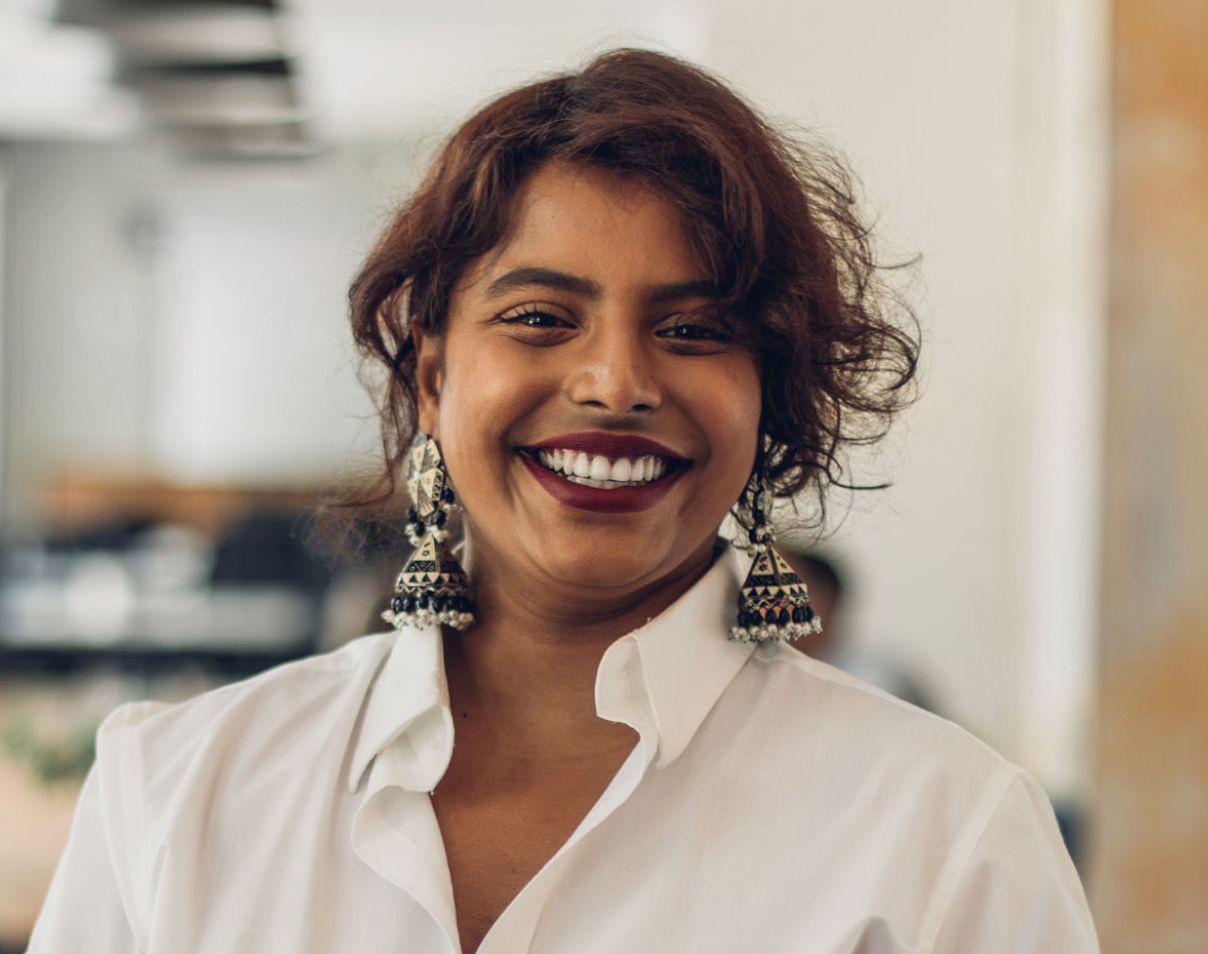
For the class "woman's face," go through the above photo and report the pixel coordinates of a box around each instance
[415,161,761,596]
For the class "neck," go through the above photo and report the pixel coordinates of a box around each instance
[441,533,724,762]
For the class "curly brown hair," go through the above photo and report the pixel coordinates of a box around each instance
[338,46,920,541]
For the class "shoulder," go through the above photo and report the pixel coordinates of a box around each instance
[701,643,1093,947]
[76,633,396,945]
[93,632,396,832]
[98,630,395,752]
[695,645,1097,951]
[714,642,1027,829]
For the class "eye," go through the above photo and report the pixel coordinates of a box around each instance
[660,322,726,341]
[666,326,719,342]
[496,306,574,330]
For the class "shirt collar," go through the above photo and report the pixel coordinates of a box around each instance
[346,540,757,794]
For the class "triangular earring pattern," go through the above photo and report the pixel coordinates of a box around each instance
[394,534,471,595]
[729,462,823,645]
[731,545,823,644]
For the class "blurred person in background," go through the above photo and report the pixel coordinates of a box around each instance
[26,48,1098,953]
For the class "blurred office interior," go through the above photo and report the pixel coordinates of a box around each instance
[1,1,1205,951]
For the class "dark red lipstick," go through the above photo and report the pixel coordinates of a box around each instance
[517,431,691,514]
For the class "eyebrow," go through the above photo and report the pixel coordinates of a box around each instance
[484,266,720,304]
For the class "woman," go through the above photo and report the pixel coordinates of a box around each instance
[29,49,1099,953]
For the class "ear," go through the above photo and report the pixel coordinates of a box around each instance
[413,318,443,437]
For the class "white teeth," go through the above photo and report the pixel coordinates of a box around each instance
[589,454,611,480]
[530,448,678,488]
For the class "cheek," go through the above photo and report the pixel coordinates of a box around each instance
[433,334,546,472]
[686,357,762,469]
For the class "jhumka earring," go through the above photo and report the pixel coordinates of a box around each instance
[730,464,823,645]
[381,432,476,631]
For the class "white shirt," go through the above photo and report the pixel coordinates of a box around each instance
[28,543,1099,953]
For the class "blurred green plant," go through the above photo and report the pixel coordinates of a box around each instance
[1,709,97,786]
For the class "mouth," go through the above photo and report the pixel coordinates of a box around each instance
[515,432,691,513]
[517,447,683,488]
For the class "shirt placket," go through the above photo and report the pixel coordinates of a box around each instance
[350,742,461,952]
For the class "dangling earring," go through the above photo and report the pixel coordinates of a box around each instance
[730,465,823,645]
[381,432,476,631]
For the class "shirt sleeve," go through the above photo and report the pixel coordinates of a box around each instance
[926,767,1100,953]
[25,705,148,954]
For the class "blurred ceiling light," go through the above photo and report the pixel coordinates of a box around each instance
[35,1,313,160]
[105,6,289,67]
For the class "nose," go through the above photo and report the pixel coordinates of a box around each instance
[563,321,663,415]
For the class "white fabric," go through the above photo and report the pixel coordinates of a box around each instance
[27,543,1099,953]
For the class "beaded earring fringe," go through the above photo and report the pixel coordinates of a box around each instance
[381,434,476,632]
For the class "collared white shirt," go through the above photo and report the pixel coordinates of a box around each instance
[28,543,1099,953]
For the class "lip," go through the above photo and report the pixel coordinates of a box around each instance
[517,448,690,514]
[523,431,689,462]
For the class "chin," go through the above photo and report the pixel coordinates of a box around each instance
[532,536,674,592]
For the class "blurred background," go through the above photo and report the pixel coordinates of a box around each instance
[0,0,1204,951]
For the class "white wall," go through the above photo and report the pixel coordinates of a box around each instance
[1,143,399,526]
[145,157,388,484]
[3,143,154,521]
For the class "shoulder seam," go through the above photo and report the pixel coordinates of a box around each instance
[914,761,1022,953]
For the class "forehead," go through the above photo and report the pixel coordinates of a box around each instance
[463,161,707,295]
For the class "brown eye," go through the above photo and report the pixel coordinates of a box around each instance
[657,321,730,343]
[498,307,572,329]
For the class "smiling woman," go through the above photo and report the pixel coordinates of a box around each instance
[349,53,919,533]
[27,47,1099,954]
[409,162,763,600]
